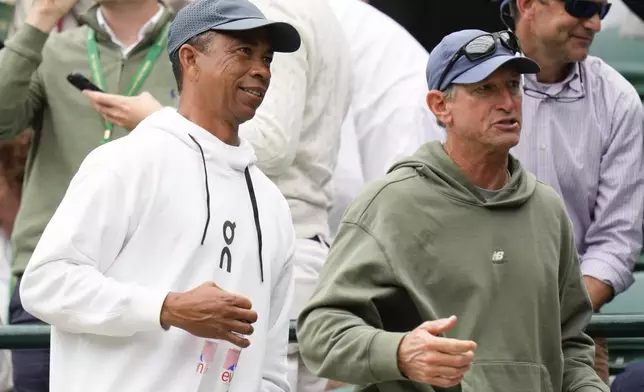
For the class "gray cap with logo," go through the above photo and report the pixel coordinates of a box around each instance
[167,0,302,57]
[426,29,540,92]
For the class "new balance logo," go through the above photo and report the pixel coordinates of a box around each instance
[491,250,507,264]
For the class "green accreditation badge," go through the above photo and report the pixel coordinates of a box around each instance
[0,1,15,43]
[86,22,170,145]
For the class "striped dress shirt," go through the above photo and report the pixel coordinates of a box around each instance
[512,56,644,295]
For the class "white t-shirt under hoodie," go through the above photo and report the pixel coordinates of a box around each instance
[19,108,296,392]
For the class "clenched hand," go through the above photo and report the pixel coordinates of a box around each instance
[160,282,258,348]
[397,316,477,388]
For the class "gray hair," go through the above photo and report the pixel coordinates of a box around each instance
[170,31,218,93]
[436,85,456,128]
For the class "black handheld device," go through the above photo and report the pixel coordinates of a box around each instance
[67,72,103,92]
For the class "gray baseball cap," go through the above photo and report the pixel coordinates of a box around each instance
[167,0,302,57]
[426,29,540,91]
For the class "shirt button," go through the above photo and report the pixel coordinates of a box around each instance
[540,144,547,150]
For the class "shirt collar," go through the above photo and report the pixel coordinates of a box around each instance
[96,4,164,57]
[524,62,583,95]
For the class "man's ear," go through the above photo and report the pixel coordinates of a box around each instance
[179,44,201,85]
[426,90,454,127]
[516,0,538,21]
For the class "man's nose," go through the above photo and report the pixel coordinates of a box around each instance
[583,14,602,33]
[251,61,271,83]
[497,88,518,112]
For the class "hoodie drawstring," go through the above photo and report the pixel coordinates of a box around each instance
[243,167,264,283]
[189,135,211,245]
[189,134,264,283]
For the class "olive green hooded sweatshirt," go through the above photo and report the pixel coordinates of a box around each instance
[0,4,177,275]
[297,141,608,392]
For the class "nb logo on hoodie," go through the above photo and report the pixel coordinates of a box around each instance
[491,250,508,265]
[220,221,236,273]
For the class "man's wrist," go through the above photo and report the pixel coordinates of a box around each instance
[160,292,181,329]
[25,6,64,33]
[583,276,614,311]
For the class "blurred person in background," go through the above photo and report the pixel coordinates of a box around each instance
[0,131,30,318]
[611,361,644,391]
[500,0,644,382]
[0,0,178,389]
[326,0,444,236]
[0,131,31,392]
[9,0,93,34]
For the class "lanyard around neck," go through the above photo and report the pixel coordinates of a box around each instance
[86,22,170,145]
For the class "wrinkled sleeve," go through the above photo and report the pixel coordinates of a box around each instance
[580,89,644,295]
[297,221,407,385]
[20,156,169,336]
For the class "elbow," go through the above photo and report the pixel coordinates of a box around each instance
[19,262,60,324]
[18,271,45,320]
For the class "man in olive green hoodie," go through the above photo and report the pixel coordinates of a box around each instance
[0,0,177,389]
[297,29,609,392]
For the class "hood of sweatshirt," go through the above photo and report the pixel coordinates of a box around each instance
[138,108,262,263]
[141,107,258,173]
[388,141,537,208]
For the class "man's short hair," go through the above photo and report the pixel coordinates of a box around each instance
[436,85,456,128]
[170,31,217,93]
[509,0,519,19]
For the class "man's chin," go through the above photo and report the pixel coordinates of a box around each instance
[236,109,259,125]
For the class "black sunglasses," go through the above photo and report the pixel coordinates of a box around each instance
[564,0,612,19]
[436,31,521,92]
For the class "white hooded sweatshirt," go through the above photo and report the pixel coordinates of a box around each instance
[19,108,296,392]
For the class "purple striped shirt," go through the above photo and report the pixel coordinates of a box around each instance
[512,56,644,294]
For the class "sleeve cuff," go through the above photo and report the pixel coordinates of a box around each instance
[5,23,50,61]
[367,331,408,382]
[130,287,171,331]
[580,256,633,295]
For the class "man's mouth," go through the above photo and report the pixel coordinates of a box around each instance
[240,87,265,98]
[571,34,593,43]
[495,118,519,126]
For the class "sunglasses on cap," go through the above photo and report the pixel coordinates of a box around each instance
[436,31,521,92]
[564,0,611,19]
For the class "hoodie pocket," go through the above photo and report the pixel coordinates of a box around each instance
[460,361,555,392]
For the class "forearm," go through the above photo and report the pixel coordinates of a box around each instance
[20,261,168,336]
[0,24,47,139]
[297,308,406,385]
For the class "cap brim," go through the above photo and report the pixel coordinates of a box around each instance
[213,18,301,53]
[452,55,540,85]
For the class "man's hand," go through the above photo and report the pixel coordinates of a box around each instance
[397,316,477,388]
[26,0,81,33]
[583,276,614,311]
[160,282,258,348]
[83,91,163,131]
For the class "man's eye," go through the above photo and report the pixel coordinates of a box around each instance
[239,47,252,56]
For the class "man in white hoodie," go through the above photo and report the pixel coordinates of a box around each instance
[18,1,301,391]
